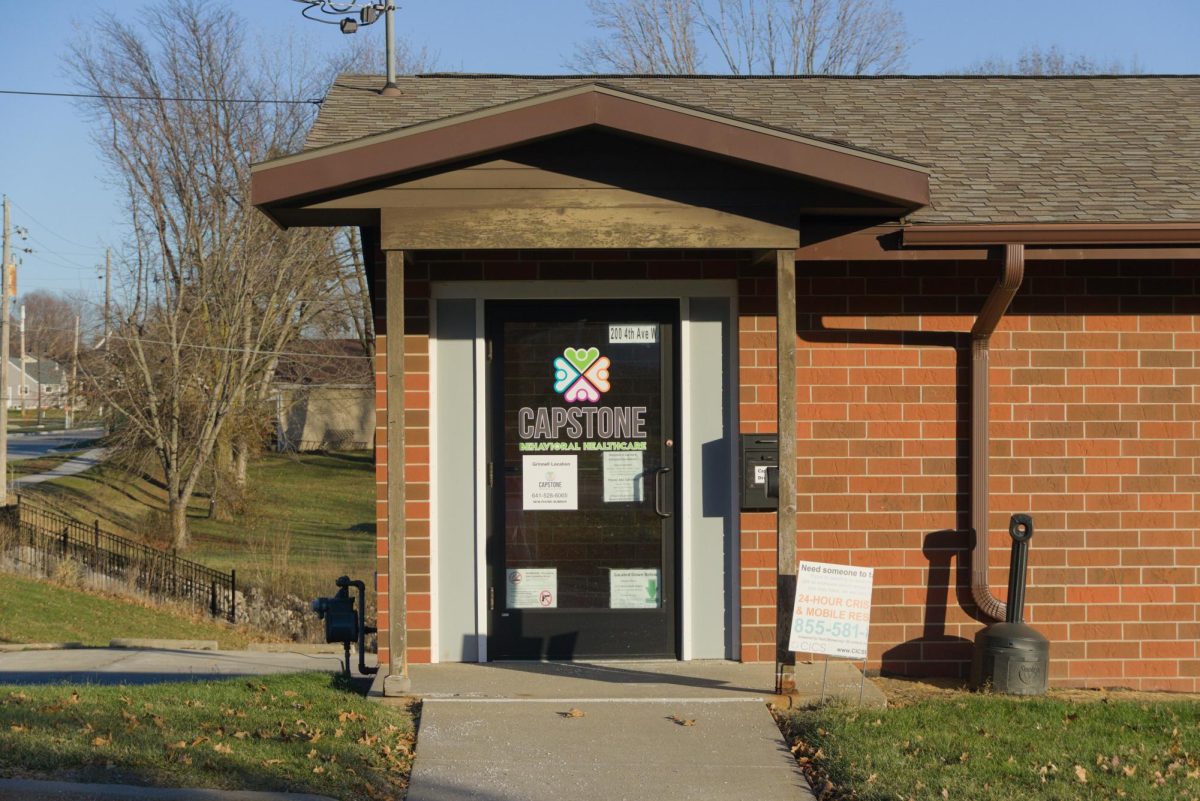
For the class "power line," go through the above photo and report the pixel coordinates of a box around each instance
[7,199,108,251]
[31,321,370,362]
[22,236,105,272]
[0,89,322,106]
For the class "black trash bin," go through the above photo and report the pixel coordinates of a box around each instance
[971,514,1050,695]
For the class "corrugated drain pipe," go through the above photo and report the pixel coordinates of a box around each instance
[970,243,1026,621]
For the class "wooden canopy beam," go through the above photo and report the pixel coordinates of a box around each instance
[775,248,798,693]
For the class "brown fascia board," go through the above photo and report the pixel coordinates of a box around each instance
[250,84,931,214]
[903,222,1200,247]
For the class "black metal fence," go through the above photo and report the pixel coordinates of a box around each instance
[5,499,237,621]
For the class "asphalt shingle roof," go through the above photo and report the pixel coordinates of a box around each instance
[305,74,1200,225]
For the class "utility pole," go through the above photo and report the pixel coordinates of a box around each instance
[66,315,79,430]
[104,248,111,350]
[18,305,25,416]
[0,196,10,506]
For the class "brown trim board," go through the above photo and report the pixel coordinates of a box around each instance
[797,225,1200,261]
[251,84,930,215]
[903,222,1200,247]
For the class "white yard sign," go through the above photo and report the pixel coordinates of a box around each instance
[506,568,558,609]
[788,561,874,660]
[522,455,577,510]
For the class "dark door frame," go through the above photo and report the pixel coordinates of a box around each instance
[485,299,682,660]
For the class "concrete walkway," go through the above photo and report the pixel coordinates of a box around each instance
[0,647,347,685]
[411,698,809,801]
[390,661,881,801]
[0,779,335,801]
[13,447,107,486]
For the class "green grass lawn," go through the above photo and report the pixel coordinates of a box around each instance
[0,672,413,799]
[0,573,273,649]
[20,451,375,604]
[781,694,1200,801]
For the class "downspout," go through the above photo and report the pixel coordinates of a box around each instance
[970,243,1025,621]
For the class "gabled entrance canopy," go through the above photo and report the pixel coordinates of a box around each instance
[251,83,930,245]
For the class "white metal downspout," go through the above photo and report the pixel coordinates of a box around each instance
[970,243,1025,621]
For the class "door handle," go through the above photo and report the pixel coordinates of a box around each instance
[653,466,672,518]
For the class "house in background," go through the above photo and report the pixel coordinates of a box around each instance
[272,340,374,452]
[5,356,66,410]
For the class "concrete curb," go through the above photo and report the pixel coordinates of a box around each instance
[108,639,218,651]
[0,642,84,653]
[245,643,350,654]
[0,779,336,801]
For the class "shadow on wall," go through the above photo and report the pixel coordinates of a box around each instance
[879,528,981,678]
[799,299,985,679]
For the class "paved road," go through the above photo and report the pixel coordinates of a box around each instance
[7,427,105,461]
[0,647,348,685]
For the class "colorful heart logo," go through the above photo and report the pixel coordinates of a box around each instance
[553,347,611,403]
[564,347,600,374]
[552,356,581,394]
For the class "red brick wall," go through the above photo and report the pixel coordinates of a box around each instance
[374,250,1199,690]
[795,258,1199,691]
[736,259,782,662]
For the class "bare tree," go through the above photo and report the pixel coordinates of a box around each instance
[965,45,1143,76]
[12,291,83,364]
[572,0,908,75]
[334,29,439,75]
[71,0,341,547]
[572,0,702,74]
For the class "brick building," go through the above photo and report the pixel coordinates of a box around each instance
[252,75,1200,693]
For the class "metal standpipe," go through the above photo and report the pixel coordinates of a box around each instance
[971,514,1050,695]
[312,575,379,677]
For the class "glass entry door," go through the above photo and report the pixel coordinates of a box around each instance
[487,301,678,660]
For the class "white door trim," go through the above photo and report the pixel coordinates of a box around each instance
[430,279,737,663]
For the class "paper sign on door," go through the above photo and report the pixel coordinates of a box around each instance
[602,451,644,503]
[610,568,659,609]
[506,568,558,608]
[522,455,577,510]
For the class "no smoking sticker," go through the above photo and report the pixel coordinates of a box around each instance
[506,568,558,609]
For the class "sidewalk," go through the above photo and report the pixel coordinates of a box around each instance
[0,779,335,801]
[391,660,882,801]
[13,447,107,486]
[0,647,347,685]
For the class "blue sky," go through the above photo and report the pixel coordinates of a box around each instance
[1,0,1198,300]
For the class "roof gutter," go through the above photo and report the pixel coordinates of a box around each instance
[970,243,1025,622]
[903,222,1200,247]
